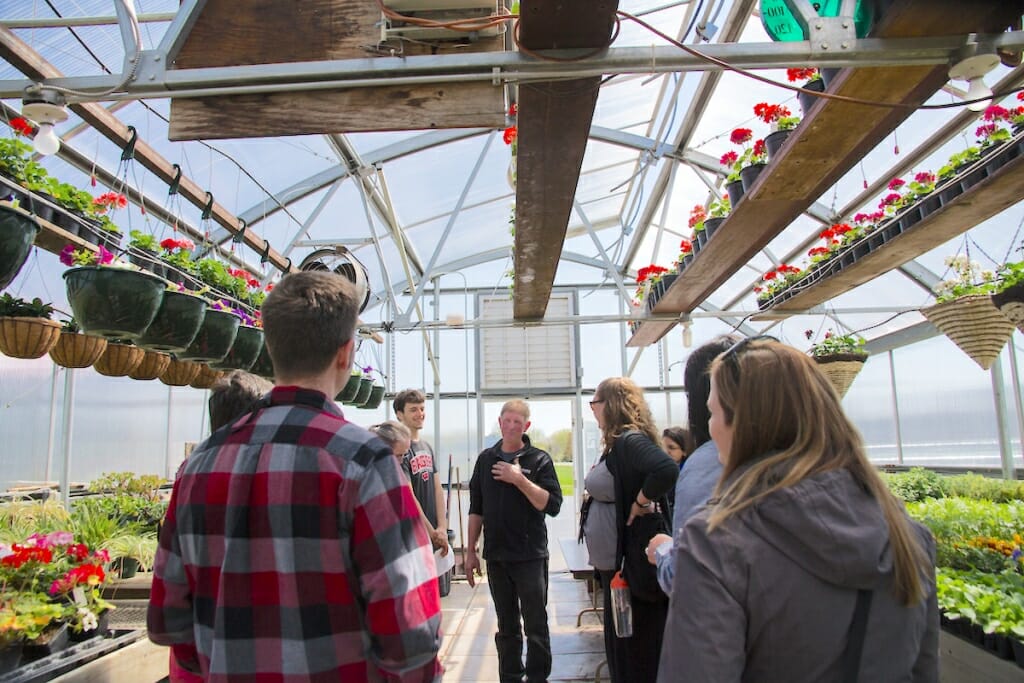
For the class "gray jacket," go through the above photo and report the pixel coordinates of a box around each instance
[658,467,938,683]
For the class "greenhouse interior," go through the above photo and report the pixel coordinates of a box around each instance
[2,0,1024,681]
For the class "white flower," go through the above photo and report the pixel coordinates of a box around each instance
[78,607,98,632]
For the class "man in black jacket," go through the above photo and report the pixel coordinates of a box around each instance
[465,399,563,683]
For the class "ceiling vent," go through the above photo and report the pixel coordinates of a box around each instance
[298,247,371,313]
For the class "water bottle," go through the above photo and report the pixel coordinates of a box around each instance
[609,571,633,638]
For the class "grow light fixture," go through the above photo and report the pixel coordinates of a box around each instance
[948,46,1000,113]
[22,88,68,156]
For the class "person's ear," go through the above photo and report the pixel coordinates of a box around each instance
[524,420,531,432]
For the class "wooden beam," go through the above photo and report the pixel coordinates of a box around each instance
[627,0,1024,346]
[770,149,1024,313]
[169,82,504,140]
[0,26,295,276]
[513,0,619,320]
[168,0,505,139]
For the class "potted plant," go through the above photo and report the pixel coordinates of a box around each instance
[159,357,201,386]
[922,255,1014,370]
[137,283,208,354]
[106,533,158,579]
[990,260,1024,333]
[61,244,166,341]
[756,102,801,160]
[92,339,145,377]
[127,349,171,381]
[210,306,264,372]
[180,299,241,364]
[160,236,198,288]
[632,264,669,310]
[127,230,166,278]
[687,204,707,252]
[703,194,731,242]
[48,317,108,369]
[41,178,89,235]
[677,236,694,272]
[336,367,362,402]
[87,192,126,250]
[805,328,869,398]
[788,67,823,115]
[0,593,65,673]
[0,204,40,292]
[0,293,61,359]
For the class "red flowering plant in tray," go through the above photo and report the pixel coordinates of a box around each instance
[786,67,820,83]
[160,236,197,276]
[634,264,669,304]
[688,204,707,233]
[754,262,803,302]
[677,237,693,265]
[754,102,800,132]
[720,128,767,183]
[974,105,1012,149]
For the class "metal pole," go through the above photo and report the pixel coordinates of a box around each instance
[991,357,1016,480]
[888,351,904,465]
[165,385,174,480]
[59,369,77,508]
[44,365,60,484]
[1007,338,1024,467]
[433,281,442,463]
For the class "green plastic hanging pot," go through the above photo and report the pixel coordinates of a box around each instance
[250,344,274,380]
[336,373,362,402]
[0,205,39,291]
[137,290,207,354]
[351,377,373,405]
[178,309,240,363]
[359,385,386,410]
[63,266,165,340]
[210,325,264,371]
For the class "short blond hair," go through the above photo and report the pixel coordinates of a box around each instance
[369,420,412,449]
[500,399,530,421]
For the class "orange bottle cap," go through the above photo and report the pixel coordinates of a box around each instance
[610,571,628,588]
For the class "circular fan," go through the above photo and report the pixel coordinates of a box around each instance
[297,247,370,313]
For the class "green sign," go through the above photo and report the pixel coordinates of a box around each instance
[760,0,874,42]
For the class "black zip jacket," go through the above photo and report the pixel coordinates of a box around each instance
[468,435,563,562]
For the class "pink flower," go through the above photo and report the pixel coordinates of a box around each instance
[879,193,902,207]
[59,244,76,266]
[719,151,738,166]
[983,105,1009,121]
[96,245,115,265]
[887,177,905,191]
[914,171,936,184]
[975,123,998,138]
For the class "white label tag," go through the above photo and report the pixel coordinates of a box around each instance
[72,587,86,605]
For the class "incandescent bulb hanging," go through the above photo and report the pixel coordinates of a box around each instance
[964,77,993,112]
[33,122,61,155]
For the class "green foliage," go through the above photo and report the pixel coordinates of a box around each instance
[106,534,158,571]
[938,147,981,179]
[44,179,93,215]
[708,193,731,219]
[938,569,1024,638]
[69,500,126,551]
[548,429,573,463]
[943,473,1024,503]
[128,230,159,252]
[996,260,1024,292]
[0,499,69,545]
[0,293,55,319]
[806,329,867,357]
[880,467,948,503]
[0,594,65,645]
[934,254,998,303]
[0,137,33,181]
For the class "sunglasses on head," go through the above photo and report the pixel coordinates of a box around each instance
[720,334,779,380]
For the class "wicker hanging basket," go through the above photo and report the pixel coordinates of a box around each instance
[159,358,201,387]
[49,331,108,369]
[128,350,171,381]
[0,316,62,359]
[189,363,221,390]
[991,282,1024,335]
[92,342,145,377]
[921,294,1015,371]
[813,353,867,398]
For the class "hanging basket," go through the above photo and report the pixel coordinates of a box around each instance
[991,282,1024,334]
[137,290,207,354]
[336,373,362,402]
[209,325,264,372]
[63,266,165,341]
[159,358,201,386]
[128,349,171,380]
[0,204,40,291]
[921,294,1015,371]
[189,363,221,390]
[179,310,240,363]
[92,342,145,377]
[49,331,108,369]
[360,385,386,410]
[813,353,867,398]
[349,377,374,405]
[0,316,61,359]
[249,344,274,380]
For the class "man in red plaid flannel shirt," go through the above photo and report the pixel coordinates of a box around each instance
[148,272,443,682]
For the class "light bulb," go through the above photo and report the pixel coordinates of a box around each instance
[33,122,61,155]
[682,321,693,348]
[965,77,993,112]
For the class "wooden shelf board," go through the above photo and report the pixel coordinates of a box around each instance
[512,0,619,321]
[625,0,1021,346]
[770,151,1024,313]
[0,199,95,256]
[625,319,676,348]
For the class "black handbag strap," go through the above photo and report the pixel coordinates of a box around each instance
[841,589,873,683]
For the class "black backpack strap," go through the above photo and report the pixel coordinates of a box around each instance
[841,589,873,683]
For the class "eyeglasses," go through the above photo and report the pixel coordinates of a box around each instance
[354,335,364,352]
[589,399,605,408]
[720,334,779,380]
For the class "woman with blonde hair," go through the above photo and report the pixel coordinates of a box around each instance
[583,377,677,682]
[659,338,937,682]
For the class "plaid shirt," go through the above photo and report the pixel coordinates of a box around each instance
[148,387,443,682]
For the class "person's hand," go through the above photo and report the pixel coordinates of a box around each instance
[646,533,672,565]
[491,460,524,485]
[431,527,450,556]
[627,500,653,525]
[464,548,481,587]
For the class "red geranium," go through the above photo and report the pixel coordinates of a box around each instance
[503,126,517,145]
[887,177,905,191]
[679,237,693,254]
[719,150,738,167]
[9,116,33,137]
[786,67,818,83]
[752,139,766,158]
[753,102,791,124]
[688,204,706,229]
[92,192,128,214]
[730,128,752,145]
[808,246,830,257]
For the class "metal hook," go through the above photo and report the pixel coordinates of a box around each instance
[233,218,247,244]
[260,242,271,264]
[121,126,138,162]
[169,164,182,196]
[284,257,292,272]
[201,191,214,220]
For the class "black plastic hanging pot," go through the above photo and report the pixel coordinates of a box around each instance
[210,325,264,371]
[178,309,240,363]
[63,266,165,340]
[137,290,207,354]
[0,204,40,291]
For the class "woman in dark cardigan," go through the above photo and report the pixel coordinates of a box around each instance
[587,376,678,683]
